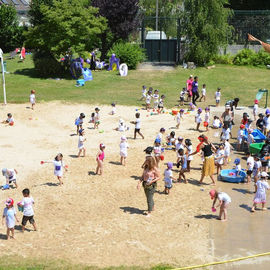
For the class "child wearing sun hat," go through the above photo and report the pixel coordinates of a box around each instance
[163,162,176,195]
[119,136,129,166]
[253,99,259,121]
[237,124,245,151]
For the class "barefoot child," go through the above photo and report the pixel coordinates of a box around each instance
[153,139,162,166]
[78,129,86,157]
[109,103,116,115]
[233,158,241,176]
[199,84,206,102]
[246,151,254,184]
[131,113,144,139]
[163,162,176,194]
[176,109,184,129]
[29,90,36,110]
[75,113,85,135]
[145,89,152,110]
[215,143,225,175]
[215,88,221,107]
[153,89,159,110]
[195,108,202,131]
[179,88,186,106]
[2,198,19,239]
[140,85,147,101]
[96,144,105,175]
[177,148,188,183]
[204,107,210,131]
[212,116,221,129]
[253,99,259,121]
[185,139,193,172]
[42,153,68,185]
[2,113,14,126]
[158,95,165,113]
[19,188,37,232]
[237,124,245,151]
[120,136,129,166]
[2,168,18,189]
[210,189,231,221]
[94,107,100,129]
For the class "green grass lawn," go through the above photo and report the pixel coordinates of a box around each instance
[1,55,270,108]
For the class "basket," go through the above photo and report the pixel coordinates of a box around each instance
[249,142,264,154]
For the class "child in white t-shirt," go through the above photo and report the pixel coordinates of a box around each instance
[140,85,147,101]
[237,124,245,151]
[253,99,259,121]
[247,129,255,147]
[215,143,225,175]
[29,89,36,110]
[145,88,152,110]
[176,109,184,129]
[77,129,86,157]
[221,123,230,141]
[199,84,206,102]
[163,162,176,195]
[131,113,144,139]
[158,95,165,113]
[2,168,18,189]
[75,113,85,135]
[2,198,19,240]
[213,116,221,129]
[204,107,210,131]
[246,152,254,184]
[2,113,14,126]
[179,88,186,106]
[19,188,37,232]
[94,107,100,129]
[224,139,233,166]
[233,158,241,176]
[153,89,159,110]
[115,119,129,132]
[195,108,202,131]
[109,103,116,115]
[120,136,129,166]
[215,88,221,107]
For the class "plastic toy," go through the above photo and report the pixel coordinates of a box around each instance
[2,184,9,190]
[211,207,216,212]
[17,203,23,212]
[172,108,178,115]
[160,155,164,161]
[9,122,14,126]
[220,169,246,183]
[119,63,128,76]
[40,161,44,164]
[203,121,208,127]
[249,142,264,154]
[243,128,266,143]
[108,54,120,71]
[99,130,104,133]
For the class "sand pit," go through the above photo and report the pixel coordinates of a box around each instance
[0,102,248,267]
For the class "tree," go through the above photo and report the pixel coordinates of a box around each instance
[228,0,270,10]
[28,0,53,26]
[182,0,232,65]
[0,5,24,52]
[25,0,107,58]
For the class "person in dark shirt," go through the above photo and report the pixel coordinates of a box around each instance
[256,113,265,132]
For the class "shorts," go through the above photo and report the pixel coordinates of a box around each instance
[135,128,140,133]
[158,105,163,109]
[224,150,230,157]
[237,138,242,144]
[8,179,16,184]
[95,121,100,125]
[262,161,268,167]
[78,145,85,150]
[216,99,220,104]
[120,151,127,158]
[165,185,172,189]
[247,170,252,176]
[22,215,35,226]
[180,97,184,102]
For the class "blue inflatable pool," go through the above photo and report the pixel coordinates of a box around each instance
[244,128,266,143]
[220,169,246,183]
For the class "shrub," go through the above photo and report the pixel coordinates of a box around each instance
[212,54,233,65]
[233,49,256,65]
[107,42,146,70]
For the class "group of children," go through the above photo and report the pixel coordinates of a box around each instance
[140,86,165,112]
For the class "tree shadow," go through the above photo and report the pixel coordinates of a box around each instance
[14,68,42,79]
[130,175,141,181]
[194,214,217,219]
[88,171,96,176]
[232,188,253,195]
[239,204,252,212]
[109,161,121,166]
[120,206,145,215]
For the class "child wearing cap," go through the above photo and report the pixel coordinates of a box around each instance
[189,102,196,111]
[215,88,221,107]
[163,162,176,194]
[234,158,241,176]
[204,107,210,131]
[2,198,19,239]
[94,108,100,129]
[237,124,245,151]
[195,108,202,131]
[210,189,231,221]
[29,89,36,110]
[2,168,18,189]
[131,113,144,139]
[251,171,269,212]
[109,103,116,115]
[96,144,105,175]
[177,148,188,183]
[77,129,86,158]
[75,113,85,135]
[264,109,270,136]
[253,99,259,121]
[176,109,184,129]
[246,152,254,184]
[120,136,129,166]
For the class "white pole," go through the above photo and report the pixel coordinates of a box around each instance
[0,48,7,105]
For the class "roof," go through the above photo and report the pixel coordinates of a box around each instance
[0,0,30,12]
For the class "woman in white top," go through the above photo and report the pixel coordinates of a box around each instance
[210,189,231,221]
[42,153,68,185]
[120,136,129,166]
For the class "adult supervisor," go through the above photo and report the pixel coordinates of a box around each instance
[137,156,160,216]
[192,76,199,106]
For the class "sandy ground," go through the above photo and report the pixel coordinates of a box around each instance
[0,102,259,267]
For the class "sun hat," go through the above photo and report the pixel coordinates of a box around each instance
[121,135,126,141]
[261,171,268,178]
[80,113,85,118]
[240,124,245,129]
[178,136,183,141]
[167,162,173,169]
[189,75,193,78]
[234,158,240,164]
[254,99,259,104]
[2,168,7,176]
[209,189,216,200]
[5,198,14,207]
[155,138,161,144]
[198,108,202,113]
[95,107,100,111]
[266,109,270,115]
[180,109,184,112]
[225,105,230,109]
[205,107,210,111]
[100,143,105,148]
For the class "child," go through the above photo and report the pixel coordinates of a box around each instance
[253,99,259,121]
[185,139,193,172]
[145,89,152,110]
[212,116,221,129]
[215,88,221,107]
[141,146,154,168]
[94,107,100,129]
[2,168,18,189]
[89,113,95,125]
[221,123,230,141]
[189,102,196,111]
[166,131,176,147]
[241,112,250,128]
[156,128,166,143]
[153,89,159,110]
[237,124,245,151]
[204,107,210,131]
[158,95,165,113]
[78,129,86,157]
[251,171,269,212]
[246,151,254,184]
[234,158,241,176]
[179,88,186,106]
[75,113,85,135]
[19,188,37,232]
[140,85,147,101]
[176,109,184,129]
[253,155,262,185]
[247,129,255,148]
[131,113,144,139]
[120,136,129,166]
[224,139,233,166]
[199,84,206,102]
[154,139,162,166]
[116,119,129,132]
[110,103,116,115]
[2,113,14,126]
[2,198,19,239]
[195,108,202,131]
[210,189,231,221]
[29,90,36,110]
[215,144,225,175]
[96,144,105,175]
[256,113,265,133]
[163,162,176,194]
[42,153,68,185]
[177,148,188,183]
[175,136,184,162]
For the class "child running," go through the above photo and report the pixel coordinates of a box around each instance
[77,129,86,157]
[131,113,144,139]
[199,84,206,102]
[120,136,129,166]
[195,108,202,131]
[2,198,19,239]
[251,171,269,212]
[96,144,105,175]
[19,188,37,232]
[75,113,85,135]
[163,162,176,195]
[29,90,36,110]
[210,189,231,221]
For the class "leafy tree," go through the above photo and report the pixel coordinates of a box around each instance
[182,0,232,65]
[228,0,270,10]
[0,5,24,52]
[28,0,53,25]
[25,0,107,58]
